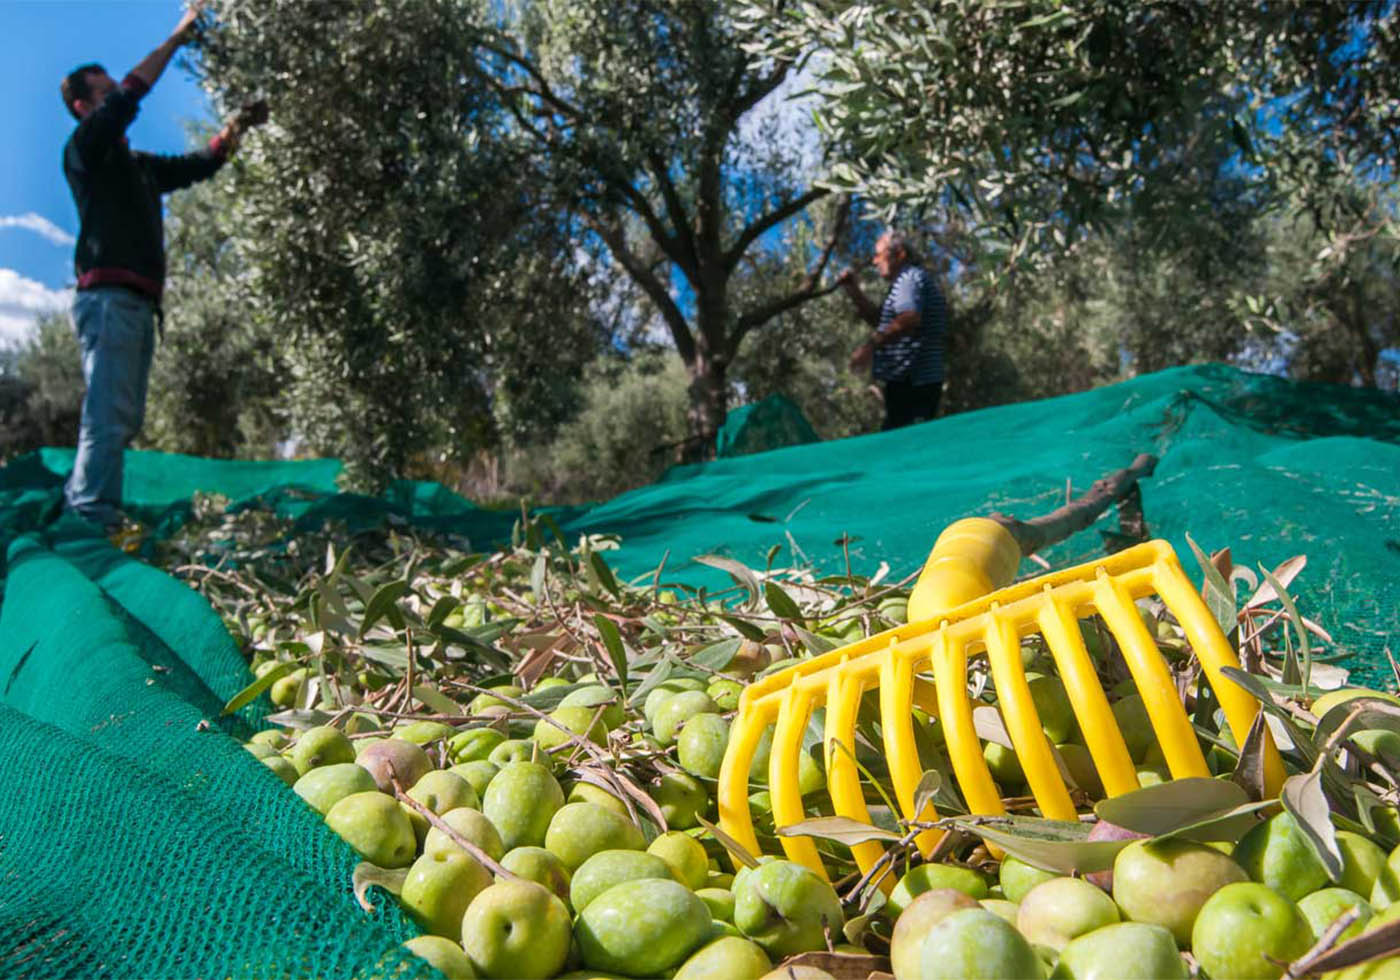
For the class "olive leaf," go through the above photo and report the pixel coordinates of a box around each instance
[952,815,1128,875]
[780,950,891,979]
[263,707,335,730]
[593,614,628,686]
[793,626,840,654]
[1244,556,1306,610]
[777,816,901,845]
[410,685,463,716]
[1185,533,1237,636]
[1094,778,1250,836]
[842,912,874,947]
[972,705,1014,749]
[352,862,409,914]
[1219,666,1319,768]
[1317,698,1400,746]
[518,682,586,711]
[1294,917,1400,975]
[1229,711,1270,802]
[693,555,761,605]
[587,551,621,598]
[912,769,943,821]
[359,644,410,671]
[530,553,547,601]
[690,637,741,671]
[1155,798,1276,843]
[718,613,767,641]
[1282,766,1345,882]
[221,660,296,716]
[694,813,760,869]
[764,581,804,622]
[626,656,675,707]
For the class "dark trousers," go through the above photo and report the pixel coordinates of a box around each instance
[881,378,943,431]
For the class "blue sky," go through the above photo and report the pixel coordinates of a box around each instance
[1,1,209,341]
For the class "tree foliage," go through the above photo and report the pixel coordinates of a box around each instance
[149,0,1399,504]
[1241,184,1400,387]
[505,351,691,503]
[736,0,1400,399]
[195,0,608,488]
[726,215,883,439]
[470,0,849,447]
[143,175,287,458]
[0,313,83,462]
[741,2,1397,268]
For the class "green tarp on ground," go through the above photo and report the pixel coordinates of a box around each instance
[0,522,428,979]
[575,365,1400,671]
[715,392,819,457]
[0,363,1398,977]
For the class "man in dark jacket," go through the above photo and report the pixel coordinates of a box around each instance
[59,4,265,530]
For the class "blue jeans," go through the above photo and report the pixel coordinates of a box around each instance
[63,286,156,528]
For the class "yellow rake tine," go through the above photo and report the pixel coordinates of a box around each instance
[985,614,1077,819]
[933,627,1004,819]
[1038,596,1140,797]
[825,666,888,882]
[1152,554,1286,796]
[771,685,826,877]
[884,652,942,858]
[1093,569,1210,779]
[718,692,771,861]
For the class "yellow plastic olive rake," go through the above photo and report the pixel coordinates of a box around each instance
[716,517,1286,886]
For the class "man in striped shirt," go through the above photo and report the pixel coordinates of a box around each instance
[839,230,947,431]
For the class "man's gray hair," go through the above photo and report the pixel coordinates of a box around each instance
[880,229,921,263]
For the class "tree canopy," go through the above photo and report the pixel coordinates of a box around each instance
[740,2,1398,265]
[196,0,609,487]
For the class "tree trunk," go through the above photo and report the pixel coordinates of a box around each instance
[1347,282,1380,387]
[683,352,727,463]
[679,268,730,462]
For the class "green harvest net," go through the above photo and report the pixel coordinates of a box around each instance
[714,392,819,458]
[0,363,1397,978]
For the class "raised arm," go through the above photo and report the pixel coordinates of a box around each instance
[837,267,882,328]
[72,4,203,164]
[138,145,225,194]
[141,100,268,193]
[127,3,202,91]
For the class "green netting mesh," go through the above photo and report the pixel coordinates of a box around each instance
[714,392,819,457]
[0,529,432,979]
[0,363,1396,977]
[578,364,1400,676]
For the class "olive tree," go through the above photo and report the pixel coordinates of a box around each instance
[195,0,609,487]
[465,0,850,454]
[1238,184,1400,388]
[0,313,83,461]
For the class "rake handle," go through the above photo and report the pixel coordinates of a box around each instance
[992,452,1159,558]
[909,453,1159,625]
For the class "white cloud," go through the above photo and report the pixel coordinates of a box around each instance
[0,269,72,344]
[0,213,76,247]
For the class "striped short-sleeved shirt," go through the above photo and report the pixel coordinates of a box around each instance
[872,263,946,384]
